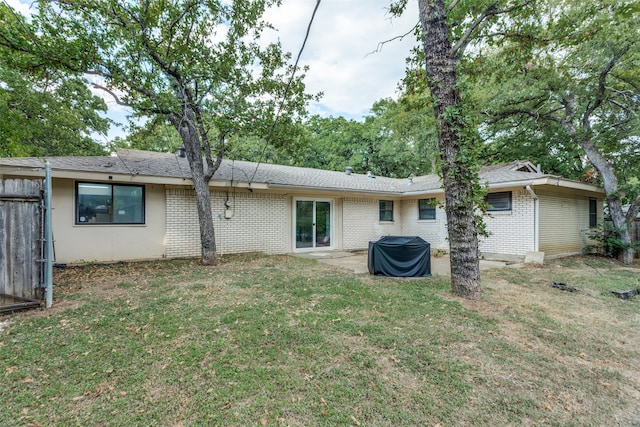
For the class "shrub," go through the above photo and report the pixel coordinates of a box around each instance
[585,222,636,258]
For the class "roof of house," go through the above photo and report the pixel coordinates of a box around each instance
[0,149,603,196]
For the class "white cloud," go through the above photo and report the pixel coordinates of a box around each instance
[4,0,33,17]
[264,0,419,119]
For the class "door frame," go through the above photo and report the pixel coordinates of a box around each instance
[292,197,334,252]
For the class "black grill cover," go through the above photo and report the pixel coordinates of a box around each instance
[368,236,431,277]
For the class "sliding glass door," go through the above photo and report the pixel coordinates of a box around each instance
[295,199,332,250]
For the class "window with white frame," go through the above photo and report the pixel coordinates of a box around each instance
[418,198,437,220]
[485,191,512,212]
[379,200,394,222]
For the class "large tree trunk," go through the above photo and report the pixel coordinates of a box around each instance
[578,137,634,265]
[170,112,218,266]
[418,0,481,298]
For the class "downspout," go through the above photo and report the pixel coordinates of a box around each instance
[525,186,539,252]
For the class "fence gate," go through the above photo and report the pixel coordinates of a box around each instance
[0,179,43,312]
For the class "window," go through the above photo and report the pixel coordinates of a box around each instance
[76,182,145,224]
[418,198,437,220]
[379,200,394,222]
[589,197,597,228]
[485,191,512,211]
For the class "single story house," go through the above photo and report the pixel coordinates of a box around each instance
[0,149,604,264]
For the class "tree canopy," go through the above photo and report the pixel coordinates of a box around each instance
[0,4,109,157]
[295,97,436,178]
[474,0,640,263]
[0,0,314,265]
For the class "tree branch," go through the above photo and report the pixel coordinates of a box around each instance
[91,83,130,107]
[608,98,638,116]
[451,0,536,57]
[365,22,419,57]
[488,107,566,128]
[451,3,498,57]
[625,193,640,225]
[447,0,462,13]
[582,45,630,132]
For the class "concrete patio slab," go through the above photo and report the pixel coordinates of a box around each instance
[294,251,510,276]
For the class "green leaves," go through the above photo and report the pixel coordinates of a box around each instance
[0,53,109,156]
[16,0,313,144]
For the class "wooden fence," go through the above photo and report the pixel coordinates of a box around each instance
[0,179,43,301]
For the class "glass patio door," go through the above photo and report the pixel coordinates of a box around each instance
[295,200,332,250]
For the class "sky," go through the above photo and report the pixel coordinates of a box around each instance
[263,0,419,119]
[6,0,421,141]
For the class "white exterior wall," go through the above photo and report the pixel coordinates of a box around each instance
[166,188,289,258]
[165,188,200,258]
[342,197,402,250]
[538,190,601,256]
[478,189,536,258]
[51,179,166,263]
[399,198,448,250]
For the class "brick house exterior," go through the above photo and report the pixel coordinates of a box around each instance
[0,149,604,264]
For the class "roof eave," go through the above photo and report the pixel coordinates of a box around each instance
[267,183,404,196]
[483,177,604,193]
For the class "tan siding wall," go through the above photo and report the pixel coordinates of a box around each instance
[52,179,166,263]
[342,197,402,250]
[399,197,448,250]
[166,188,289,257]
[538,190,602,256]
[479,189,536,257]
[333,198,343,251]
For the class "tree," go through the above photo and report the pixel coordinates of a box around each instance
[1,0,312,265]
[0,5,109,157]
[390,0,483,298]
[110,117,183,153]
[364,97,437,177]
[478,0,640,264]
[390,0,542,298]
[292,99,436,178]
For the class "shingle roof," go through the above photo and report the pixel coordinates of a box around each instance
[0,149,594,195]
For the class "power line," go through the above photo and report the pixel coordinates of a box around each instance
[249,0,322,184]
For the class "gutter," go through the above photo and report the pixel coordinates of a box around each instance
[525,185,540,252]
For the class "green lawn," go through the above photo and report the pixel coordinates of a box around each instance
[1,254,639,426]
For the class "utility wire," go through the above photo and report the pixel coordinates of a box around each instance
[249,0,321,184]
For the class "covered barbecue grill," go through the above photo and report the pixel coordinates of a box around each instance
[367,236,431,277]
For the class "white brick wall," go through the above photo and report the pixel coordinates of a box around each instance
[400,198,448,250]
[166,188,201,258]
[399,192,536,257]
[166,188,289,257]
[342,197,402,250]
[478,189,536,257]
[165,187,538,259]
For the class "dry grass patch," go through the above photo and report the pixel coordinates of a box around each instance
[1,254,638,426]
